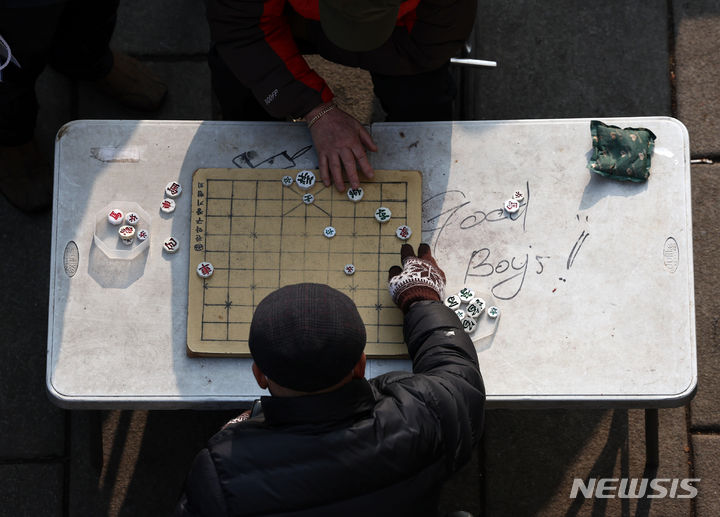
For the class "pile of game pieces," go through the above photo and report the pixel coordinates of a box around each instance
[106,207,149,246]
[161,181,181,254]
[157,179,216,277]
[159,179,215,277]
[504,189,525,214]
[444,287,500,334]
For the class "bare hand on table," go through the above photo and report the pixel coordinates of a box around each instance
[307,104,378,192]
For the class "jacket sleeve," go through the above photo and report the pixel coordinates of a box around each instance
[206,0,333,119]
[403,300,486,472]
[173,449,229,517]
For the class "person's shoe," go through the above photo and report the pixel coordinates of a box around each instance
[0,140,53,213]
[94,51,168,112]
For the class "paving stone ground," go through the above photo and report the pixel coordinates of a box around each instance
[673,1,720,157]
[691,434,720,517]
[484,408,692,516]
[689,164,720,432]
[675,3,720,516]
[1,1,718,516]
[0,463,64,517]
[463,1,671,120]
[0,201,63,461]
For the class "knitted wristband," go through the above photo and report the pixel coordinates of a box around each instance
[396,286,441,313]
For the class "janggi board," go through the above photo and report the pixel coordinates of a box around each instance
[187,168,422,357]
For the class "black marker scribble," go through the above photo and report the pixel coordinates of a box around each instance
[522,180,530,232]
[491,267,527,300]
[535,255,551,274]
[422,185,533,256]
[567,230,589,269]
[464,248,494,279]
[232,144,313,169]
[422,190,470,254]
[463,248,530,300]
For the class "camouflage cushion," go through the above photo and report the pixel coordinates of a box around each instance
[587,120,656,182]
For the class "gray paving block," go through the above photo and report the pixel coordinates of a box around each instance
[673,1,720,156]
[690,164,720,429]
[0,463,64,517]
[0,201,65,458]
[69,409,241,516]
[111,0,210,56]
[691,434,720,517]
[463,1,671,120]
[78,60,212,121]
[483,408,691,516]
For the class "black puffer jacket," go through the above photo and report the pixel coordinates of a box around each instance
[174,301,485,517]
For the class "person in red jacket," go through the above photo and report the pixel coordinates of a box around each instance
[206,0,476,191]
[174,243,485,516]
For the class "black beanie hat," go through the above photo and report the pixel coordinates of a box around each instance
[249,283,367,392]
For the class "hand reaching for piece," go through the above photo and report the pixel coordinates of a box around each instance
[388,243,447,313]
[307,103,377,192]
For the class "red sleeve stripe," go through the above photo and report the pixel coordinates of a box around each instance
[398,0,421,19]
[260,1,333,105]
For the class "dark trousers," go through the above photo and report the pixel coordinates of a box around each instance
[371,64,456,122]
[0,0,118,144]
[209,45,456,123]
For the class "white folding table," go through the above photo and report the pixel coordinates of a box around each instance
[48,118,695,464]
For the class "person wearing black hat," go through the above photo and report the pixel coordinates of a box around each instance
[205,0,476,192]
[174,243,485,517]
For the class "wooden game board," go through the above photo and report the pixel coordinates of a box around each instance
[186,168,422,357]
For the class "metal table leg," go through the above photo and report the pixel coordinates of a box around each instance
[645,408,659,469]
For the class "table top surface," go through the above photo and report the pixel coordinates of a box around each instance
[47,117,696,408]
